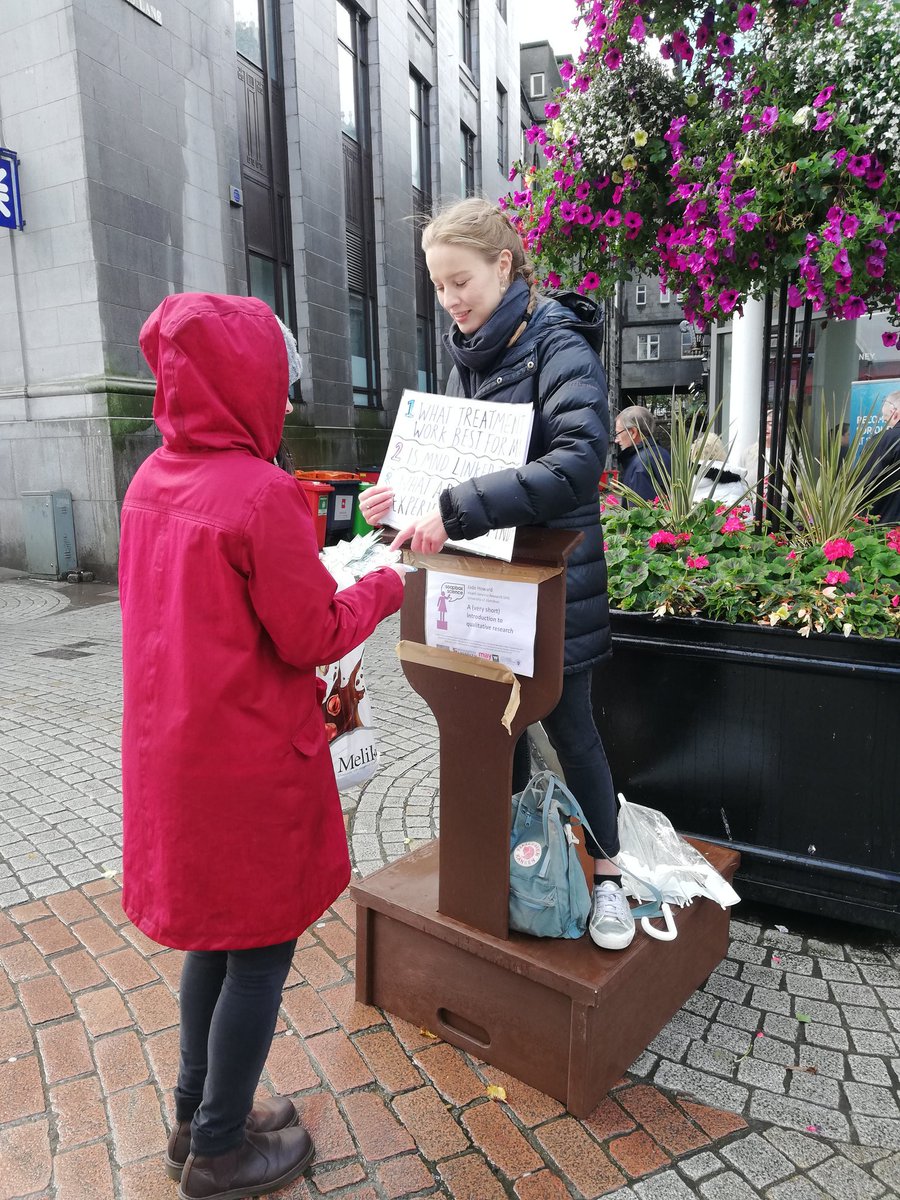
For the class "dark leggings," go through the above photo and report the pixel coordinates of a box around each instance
[513,667,620,860]
[174,938,297,1157]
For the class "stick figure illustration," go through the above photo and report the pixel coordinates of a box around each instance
[436,589,448,630]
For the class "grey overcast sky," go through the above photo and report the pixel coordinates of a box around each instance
[515,0,584,58]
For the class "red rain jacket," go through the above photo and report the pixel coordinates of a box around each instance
[119,293,403,950]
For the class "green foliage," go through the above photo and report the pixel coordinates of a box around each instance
[601,497,900,640]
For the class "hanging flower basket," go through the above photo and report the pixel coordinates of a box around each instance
[505,0,900,338]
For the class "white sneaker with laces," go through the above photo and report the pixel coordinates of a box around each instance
[588,880,636,950]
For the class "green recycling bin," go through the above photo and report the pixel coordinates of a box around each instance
[352,481,375,536]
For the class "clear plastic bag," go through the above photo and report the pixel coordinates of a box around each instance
[616,794,741,912]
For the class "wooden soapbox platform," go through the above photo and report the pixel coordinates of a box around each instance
[352,529,739,1117]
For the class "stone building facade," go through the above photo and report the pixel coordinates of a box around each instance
[0,0,520,576]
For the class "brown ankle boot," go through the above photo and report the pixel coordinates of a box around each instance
[164,1096,299,1180]
[178,1126,314,1200]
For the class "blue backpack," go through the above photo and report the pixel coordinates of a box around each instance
[509,771,666,940]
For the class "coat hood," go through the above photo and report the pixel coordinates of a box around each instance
[528,291,604,355]
[140,293,288,460]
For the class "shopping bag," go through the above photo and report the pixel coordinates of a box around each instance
[318,533,399,790]
[317,647,378,789]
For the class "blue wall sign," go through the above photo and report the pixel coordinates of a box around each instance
[0,148,24,231]
[849,377,900,444]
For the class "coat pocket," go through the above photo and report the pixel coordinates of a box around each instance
[291,703,326,758]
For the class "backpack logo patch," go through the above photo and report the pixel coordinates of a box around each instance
[513,840,543,868]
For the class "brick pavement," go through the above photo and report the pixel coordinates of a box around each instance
[2,576,900,1199]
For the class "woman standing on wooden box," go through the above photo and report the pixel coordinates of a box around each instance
[360,197,634,951]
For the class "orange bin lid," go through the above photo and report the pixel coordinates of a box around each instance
[294,470,360,481]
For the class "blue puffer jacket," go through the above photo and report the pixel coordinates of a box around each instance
[439,294,611,672]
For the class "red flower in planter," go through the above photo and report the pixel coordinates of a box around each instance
[823,538,856,561]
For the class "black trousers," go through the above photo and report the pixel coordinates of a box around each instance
[174,938,297,1156]
[513,666,620,860]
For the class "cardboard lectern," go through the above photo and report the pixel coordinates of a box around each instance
[351,529,739,1117]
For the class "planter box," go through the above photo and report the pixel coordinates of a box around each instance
[594,612,900,935]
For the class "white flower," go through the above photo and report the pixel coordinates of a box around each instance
[792,106,811,127]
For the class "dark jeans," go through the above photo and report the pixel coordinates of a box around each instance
[513,667,620,860]
[174,938,297,1157]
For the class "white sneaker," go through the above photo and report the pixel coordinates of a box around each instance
[588,881,636,950]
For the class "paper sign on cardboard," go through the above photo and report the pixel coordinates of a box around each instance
[378,390,533,562]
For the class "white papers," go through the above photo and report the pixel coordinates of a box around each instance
[425,570,538,677]
[379,390,533,562]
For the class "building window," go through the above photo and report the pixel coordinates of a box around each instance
[635,284,647,306]
[459,0,474,70]
[409,72,429,193]
[339,1,380,408]
[411,72,436,393]
[496,83,507,172]
[496,0,507,18]
[460,124,476,198]
[659,286,671,304]
[637,334,660,361]
[235,1,295,334]
[681,328,698,358]
[530,72,545,98]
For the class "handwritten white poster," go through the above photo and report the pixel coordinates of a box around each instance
[425,571,539,677]
[379,390,533,562]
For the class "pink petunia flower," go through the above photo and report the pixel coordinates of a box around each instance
[604,48,623,70]
[630,14,646,41]
[813,86,835,109]
[737,4,757,31]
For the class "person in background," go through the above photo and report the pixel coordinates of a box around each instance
[614,405,672,503]
[863,390,900,524]
[690,431,749,507]
[832,421,851,467]
[360,197,636,952]
[119,293,408,1200]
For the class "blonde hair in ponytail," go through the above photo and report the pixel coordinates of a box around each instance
[421,198,540,312]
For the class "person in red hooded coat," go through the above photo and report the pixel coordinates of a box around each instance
[120,293,406,1200]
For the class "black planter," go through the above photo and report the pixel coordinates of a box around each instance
[594,612,900,935]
